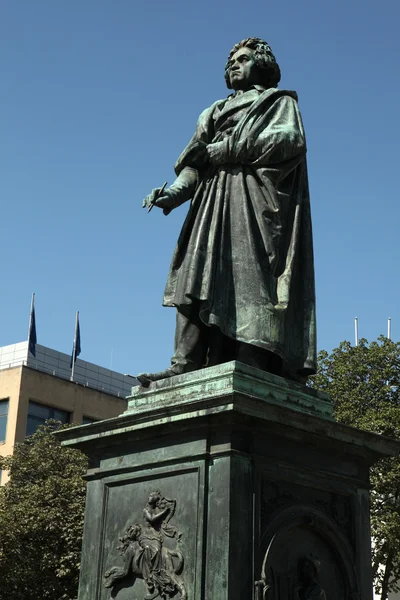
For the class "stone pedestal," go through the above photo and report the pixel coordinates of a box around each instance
[58,361,399,600]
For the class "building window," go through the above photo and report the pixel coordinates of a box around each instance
[0,399,9,442]
[26,401,70,437]
[82,416,97,425]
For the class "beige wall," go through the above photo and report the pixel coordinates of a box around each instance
[16,366,127,442]
[0,365,128,484]
[0,367,23,460]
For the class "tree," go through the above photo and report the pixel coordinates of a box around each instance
[0,422,88,600]
[310,336,400,600]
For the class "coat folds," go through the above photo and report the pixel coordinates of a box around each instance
[163,87,316,375]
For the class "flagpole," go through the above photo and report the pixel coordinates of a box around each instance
[27,292,35,361]
[71,311,79,381]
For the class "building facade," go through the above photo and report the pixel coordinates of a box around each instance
[0,341,137,484]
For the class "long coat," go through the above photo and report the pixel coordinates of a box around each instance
[163,87,316,375]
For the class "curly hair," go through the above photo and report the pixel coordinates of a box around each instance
[225,37,281,90]
[148,489,162,504]
[117,523,142,553]
[127,524,142,540]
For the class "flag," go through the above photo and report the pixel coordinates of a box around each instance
[70,311,81,368]
[28,293,37,357]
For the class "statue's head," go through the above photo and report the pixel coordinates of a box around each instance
[127,524,142,541]
[225,38,281,91]
[117,523,142,553]
[148,489,162,506]
[297,556,320,584]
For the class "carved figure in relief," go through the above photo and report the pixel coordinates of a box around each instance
[256,551,327,600]
[104,490,187,600]
[296,556,327,600]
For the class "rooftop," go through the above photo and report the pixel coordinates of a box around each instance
[0,341,137,398]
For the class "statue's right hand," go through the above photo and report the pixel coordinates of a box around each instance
[142,187,175,212]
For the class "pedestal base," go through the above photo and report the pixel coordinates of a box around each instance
[58,362,399,600]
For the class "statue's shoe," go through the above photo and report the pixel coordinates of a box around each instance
[137,367,180,387]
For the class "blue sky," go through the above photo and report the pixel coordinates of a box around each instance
[1,0,399,375]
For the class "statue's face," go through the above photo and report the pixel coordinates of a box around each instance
[228,47,261,91]
[148,491,159,505]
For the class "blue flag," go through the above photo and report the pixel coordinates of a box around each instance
[70,312,81,368]
[28,294,37,357]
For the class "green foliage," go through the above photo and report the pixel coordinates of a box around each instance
[0,421,88,600]
[310,336,400,600]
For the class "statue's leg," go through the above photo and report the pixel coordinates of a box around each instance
[236,342,283,376]
[137,307,208,385]
[170,307,208,372]
[206,327,237,367]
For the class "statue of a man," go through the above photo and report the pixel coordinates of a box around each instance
[139,37,316,385]
[296,557,327,600]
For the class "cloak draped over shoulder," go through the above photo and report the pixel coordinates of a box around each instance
[163,87,316,375]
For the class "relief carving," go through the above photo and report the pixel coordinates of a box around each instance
[104,489,187,599]
[255,555,327,600]
[256,506,360,600]
[261,479,353,546]
[296,556,327,600]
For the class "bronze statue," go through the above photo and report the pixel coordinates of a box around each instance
[139,38,316,385]
[296,556,327,600]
